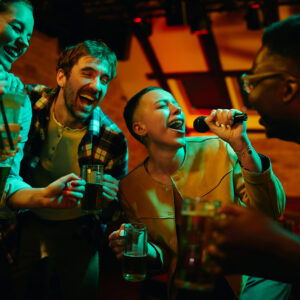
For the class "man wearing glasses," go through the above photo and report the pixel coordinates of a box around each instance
[240,19,300,143]
[210,14,300,299]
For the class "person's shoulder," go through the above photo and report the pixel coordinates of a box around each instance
[18,94,32,123]
[96,107,118,130]
[120,161,145,186]
[25,84,56,106]
[186,136,237,166]
[25,84,48,97]
[97,108,127,141]
[186,136,226,148]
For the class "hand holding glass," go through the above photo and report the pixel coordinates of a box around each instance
[81,164,104,214]
[122,223,148,282]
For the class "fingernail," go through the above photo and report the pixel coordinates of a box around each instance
[215,121,220,127]
[220,124,225,128]
[226,125,231,130]
[119,230,125,237]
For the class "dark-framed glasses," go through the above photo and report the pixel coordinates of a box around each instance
[240,72,286,94]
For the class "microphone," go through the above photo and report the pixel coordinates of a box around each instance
[193,112,248,133]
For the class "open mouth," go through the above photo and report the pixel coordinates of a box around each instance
[3,45,22,60]
[168,119,184,131]
[79,93,96,105]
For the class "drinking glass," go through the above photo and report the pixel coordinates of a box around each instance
[175,198,221,292]
[122,223,148,282]
[0,93,26,158]
[81,164,104,214]
[0,93,25,218]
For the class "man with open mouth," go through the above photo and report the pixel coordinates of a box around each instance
[11,39,128,300]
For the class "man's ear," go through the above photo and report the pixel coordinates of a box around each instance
[57,69,66,88]
[282,79,299,103]
[132,121,147,137]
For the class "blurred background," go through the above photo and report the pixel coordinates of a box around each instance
[11,0,300,206]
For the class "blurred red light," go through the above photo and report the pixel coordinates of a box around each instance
[193,29,209,35]
[134,17,142,23]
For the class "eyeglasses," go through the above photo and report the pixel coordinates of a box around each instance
[240,72,285,94]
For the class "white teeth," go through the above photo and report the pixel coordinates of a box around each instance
[168,120,183,129]
[79,94,95,102]
[4,46,19,58]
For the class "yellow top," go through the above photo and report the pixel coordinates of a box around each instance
[31,103,86,220]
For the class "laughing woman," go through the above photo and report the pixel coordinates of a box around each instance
[0,1,85,299]
[0,0,34,192]
[1,0,85,215]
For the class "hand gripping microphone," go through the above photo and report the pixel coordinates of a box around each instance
[193,112,248,133]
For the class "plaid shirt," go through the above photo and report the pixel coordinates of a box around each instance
[20,85,128,183]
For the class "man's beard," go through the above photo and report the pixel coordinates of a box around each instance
[63,84,83,121]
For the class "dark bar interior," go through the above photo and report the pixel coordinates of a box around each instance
[0,0,299,299]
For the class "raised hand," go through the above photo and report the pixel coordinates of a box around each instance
[205,109,249,150]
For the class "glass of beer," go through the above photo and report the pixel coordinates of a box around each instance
[0,93,26,218]
[81,164,104,214]
[0,93,26,158]
[122,223,147,282]
[175,198,221,292]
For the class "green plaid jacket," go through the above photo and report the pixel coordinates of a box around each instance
[20,85,128,183]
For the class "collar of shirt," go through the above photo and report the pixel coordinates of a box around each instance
[31,85,101,137]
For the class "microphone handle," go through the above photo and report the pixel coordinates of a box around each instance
[232,112,248,123]
[193,112,247,133]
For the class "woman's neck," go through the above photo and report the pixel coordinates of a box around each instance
[146,145,185,184]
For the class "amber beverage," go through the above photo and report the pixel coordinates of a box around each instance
[81,164,104,214]
[122,252,147,282]
[175,199,221,292]
[0,93,26,158]
[81,182,103,212]
[122,223,147,282]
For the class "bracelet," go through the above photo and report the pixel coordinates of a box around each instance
[234,144,253,156]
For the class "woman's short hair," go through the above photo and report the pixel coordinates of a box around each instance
[123,86,163,144]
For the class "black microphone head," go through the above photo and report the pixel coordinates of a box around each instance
[193,116,210,133]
